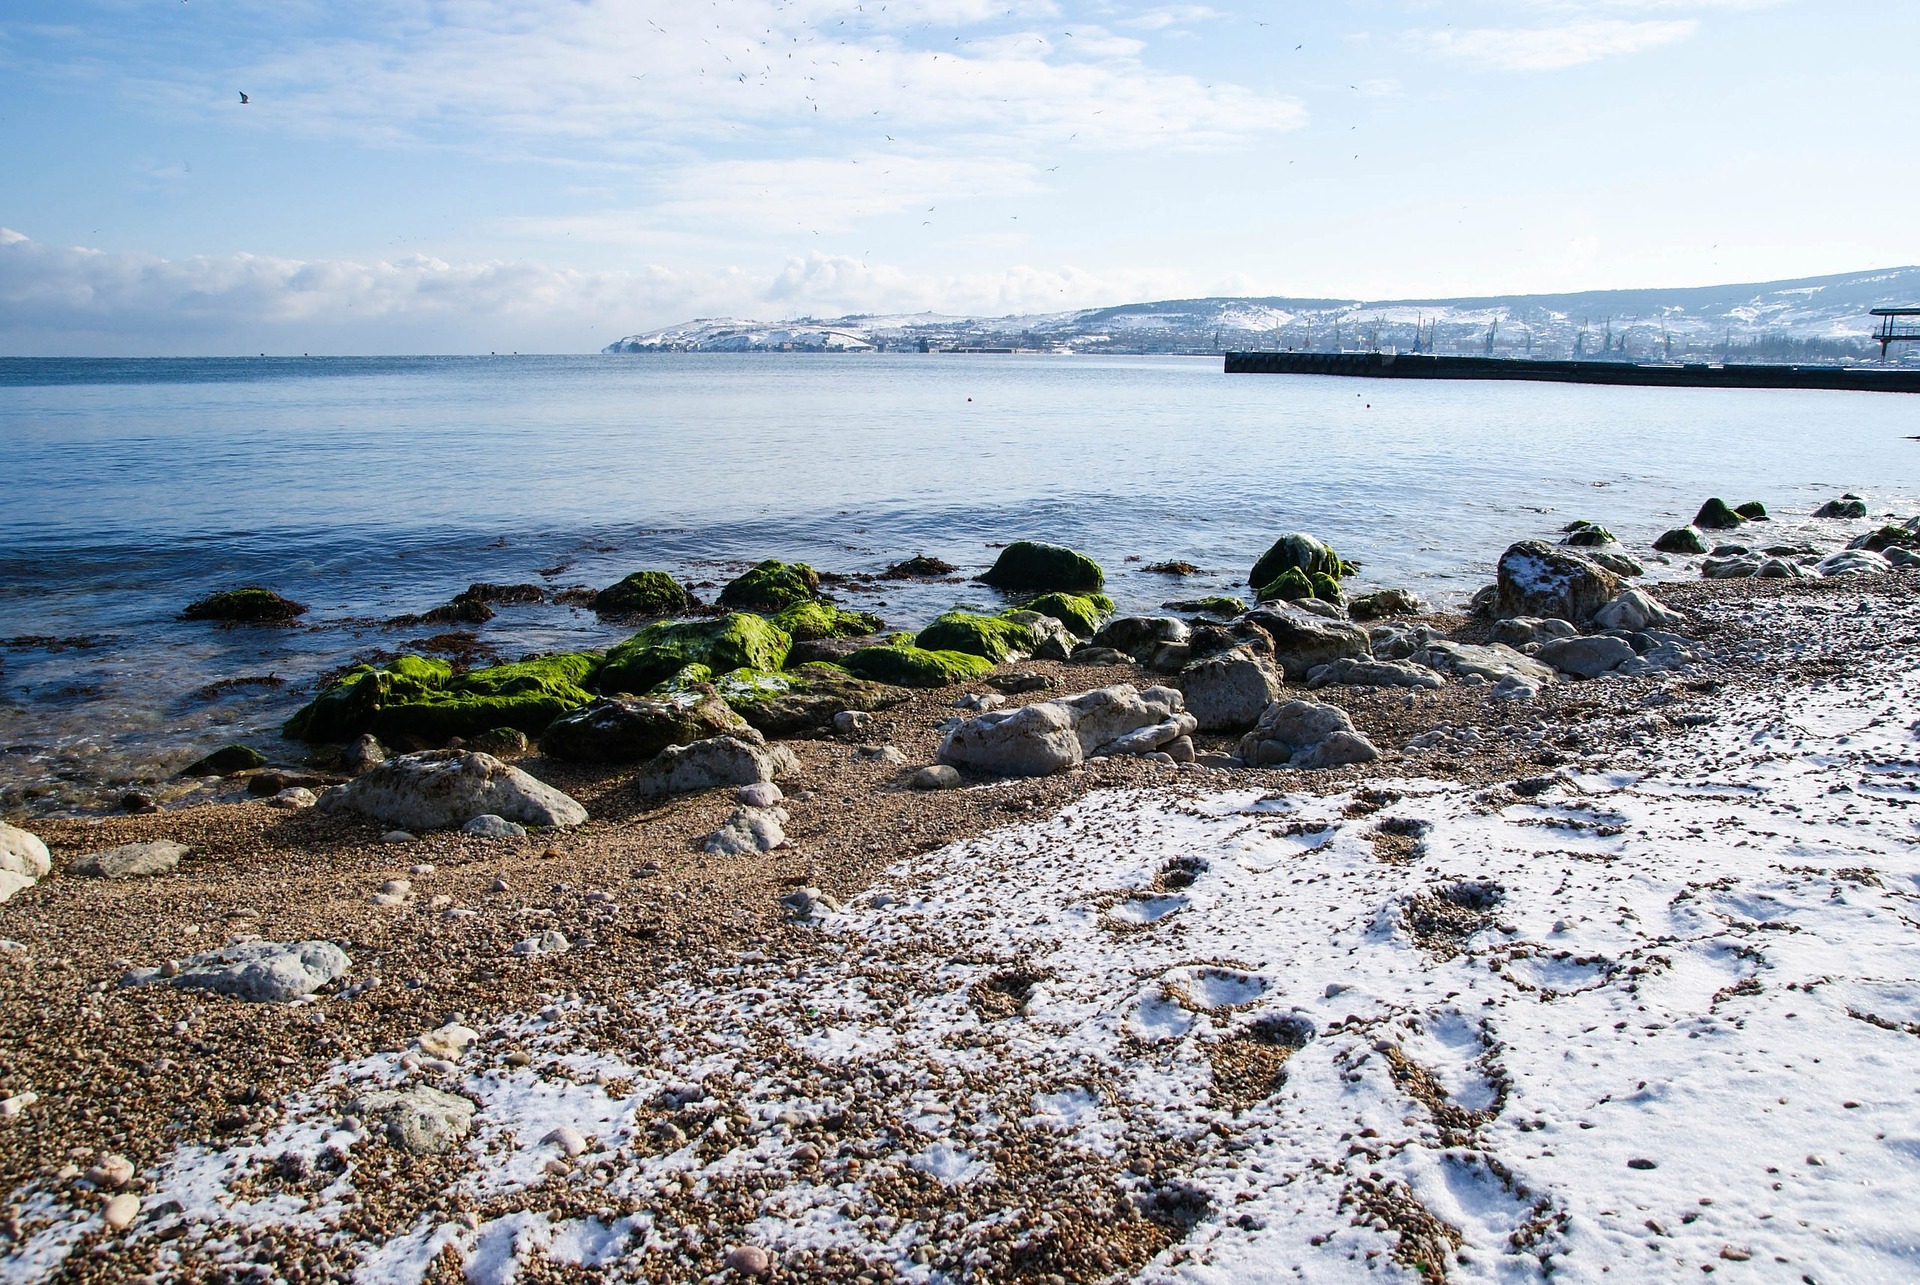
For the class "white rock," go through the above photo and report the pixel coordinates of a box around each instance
[0,1091,37,1118]
[121,940,350,1002]
[937,684,1196,777]
[852,744,909,766]
[101,1192,140,1232]
[1536,635,1637,679]
[416,1022,480,1061]
[70,840,189,880]
[0,823,51,882]
[1592,588,1685,632]
[542,1125,589,1157]
[954,692,1006,712]
[461,814,527,840]
[512,930,571,956]
[831,710,872,734]
[701,806,789,856]
[1237,699,1381,769]
[319,750,587,831]
[1818,549,1892,577]
[735,782,783,807]
[87,1154,134,1188]
[1412,640,1556,687]
[268,787,318,809]
[633,735,796,799]
[351,1084,475,1155]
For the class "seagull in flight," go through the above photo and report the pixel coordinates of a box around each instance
[238,91,250,103]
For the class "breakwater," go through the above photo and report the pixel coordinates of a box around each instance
[1224,349,1920,393]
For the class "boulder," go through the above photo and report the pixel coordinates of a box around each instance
[541,694,748,763]
[1561,521,1614,547]
[937,684,1195,777]
[1092,617,1190,663]
[597,615,789,697]
[915,611,1035,663]
[1236,700,1380,769]
[1817,549,1892,577]
[1493,542,1621,623]
[181,588,307,624]
[1015,592,1115,637]
[978,542,1105,593]
[593,571,695,618]
[633,735,797,799]
[1813,495,1868,520]
[351,1085,475,1156]
[1249,533,1350,591]
[1000,611,1075,661]
[1735,501,1769,521]
[124,940,350,1003]
[70,841,189,879]
[1652,526,1709,555]
[709,664,913,737]
[0,823,51,904]
[717,560,821,613]
[1305,658,1444,691]
[1174,648,1283,732]
[701,806,788,855]
[1847,519,1920,553]
[1243,605,1371,681]
[1162,595,1248,618]
[1586,549,1645,578]
[1702,553,1763,579]
[770,601,885,642]
[786,634,887,666]
[1347,589,1421,622]
[1535,635,1636,679]
[1591,589,1684,632]
[1411,640,1555,687]
[1756,557,1815,579]
[1693,498,1745,530]
[842,645,995,688]
[1068,646,1131,667]
[318,750,588,830]
[1367,622,1441,661]
[1490,617,1576,649]
[181,745,268,777]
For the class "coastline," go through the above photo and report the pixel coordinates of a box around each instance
[4,570,1919,1280]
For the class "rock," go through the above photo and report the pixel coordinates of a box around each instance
[841,645,995,688]
[956,691,1005,712]
[1711,544,1750,557]
[1014,592,1115,638]
[417,1022,481,1061]
[1412,640,1556,687]
[1702,553,1763,579]
[1585,549,1644,578]
[786,635,879,666]
[1067,646,1131,666]
[319,750,588,830]
[87,1154,135,1188]
[1305,658,1444,690]
[724,1245,774,1278]
[736,782,783,807]
[0,823,52,905]
[1237,700,1380,769]
[181,588,307,624]
[288,653,600,746]
[181,744,268,777]
[1367,622,1440,661]
[1287,597,1346,620]
[268,787,318,810]
[1347,589,1420,621]
[1491,675,1541,701]
[770,600,886,642]
[380,830,416,844]
[1000,610,1076,660]
[912,765,962,790]
[633,735,797,799]
[1494,542,1621,623]
[1818,549,1891,577]
[717,560,821,613]
[351,1085,475,1155]
[1693,497,1745,530]
[70,840,189,879]
[701,806,789,855]
[1652,526,1709,555]
[852,745,908,766]
[714,664,913,737]
[1561,521,1614,547]
[780,886,842,919]
[1848,519,1920,553]
[1174,648,1283,732]
[101,1193,140,1232]
[977,541,1105,593]
[461,814,526,839]
[1592,589,1684,632]
[881,555,957,579]
[465,727,530,757]
[915,611,1035,663]
[542,1125,589,1158]
[1163,595,1249,618]
[1248,533,1350,592]
[1735,501,1769,520]
[593,570,695,618]
[1536,635,1636,679]
[124,940,350,1002]
[1757,557,1815,579]
[340,734,388,775]
[596,614,791,696]
[832,709,872,734]
[1813,494,1868,519]
[512,930,571,956]
[1243,606,1371,681]
[937,684,1196,777]
[1091,616,1190,663]
[541,694,748,763]
[1490,617,1576,649]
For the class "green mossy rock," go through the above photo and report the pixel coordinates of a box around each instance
[1014,592,1115,638]
[593,571,695,618]
[465,727,531,756]
[1653,526,1709,554]
[915,611,1034,663]
[285,655,454,743]
[842,645,995,688]
[977,541,1105,593]
[368,653,601,744]
[1564,522,1615,547]
[703,662,913,737]
[717,560,821,613]
[1693,498,1745,530]
[772,600,885,642]
[1734,501,1769,521]
[1852,523,1920,553]
[181,744,269,776]
[1163,595,1248,617]
[1248,534,1351,591]
[598,613,791,695]
[1308,572,1345,603]
[183,587,308,624]
[1255,567,1316,603]
[642,663,715,697]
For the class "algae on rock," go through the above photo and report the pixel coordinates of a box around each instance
[1248,534,1353,593]
[597,614,791,695]
[285,656,454,743]
[1014,592,1115,638]
[593,571,695,618]
[717,560,822,613]
[183,587,308,624]
[843,645,995,688]
[915,611,1035,663]
[771,600,885,642]
[977,542,1105,594]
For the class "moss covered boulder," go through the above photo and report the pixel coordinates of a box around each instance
[977,542,1105,594]
[541,693,748,763]
[183,587,308,624]
[772,600,885,642]
[717,560,821,613]
[285,656,454,743]
[1734,501,1769,521]
[1693,498,1745,530]
[1248,534,1351,592]
[1563,522,1615,547]
[593,571,695,619]
[1015,592,1115,638]
[368,654,600,744]
[1163,595,1248,618]
[597,614,791,696]
[915,611,1034,663]
[1255,566,1342,604]
[701,663,914,737]
[1653,526,1709,555]
[842,645,995,688]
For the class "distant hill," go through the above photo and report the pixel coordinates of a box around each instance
[606,266,1920,363]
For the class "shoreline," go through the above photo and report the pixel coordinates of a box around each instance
[3,570,1918,1280]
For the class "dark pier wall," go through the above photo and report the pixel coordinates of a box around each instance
[1223,350,1920,394]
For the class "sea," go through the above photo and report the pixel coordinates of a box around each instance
[2,352,1917,813]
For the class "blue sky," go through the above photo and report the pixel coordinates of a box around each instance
[1,0,1912,353]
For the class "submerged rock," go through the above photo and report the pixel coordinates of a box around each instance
[1693,498,1745,530]
[1653,526,1709,555]
[881,555,957,579]
[977,541,1105,594]
[1237,699,1380,769]
[318,750,588,830]
[593,570,696,619]
[1735,501,1769,521]
[1813,494,1868,520]
[1248,533,1351,593]
[1493,541,1621,623]
[124,940,351,1003]
[718,560,821,613]
[937,684,1195,777]
[181,588,308,624]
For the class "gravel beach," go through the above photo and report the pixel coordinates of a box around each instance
[3,572,1919,1282]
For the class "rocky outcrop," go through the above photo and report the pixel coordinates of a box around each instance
[1236,699,1380,769]
[1174,649,1283,732]
[1243,605,1371,681]
[937,685,1195,777]
[1493,542,1621,623]
[318,750,588,830]
[541,694,748,763]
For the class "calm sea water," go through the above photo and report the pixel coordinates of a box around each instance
[2,353,1916,812]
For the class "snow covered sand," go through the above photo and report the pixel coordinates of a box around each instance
[13,588,1920,1282]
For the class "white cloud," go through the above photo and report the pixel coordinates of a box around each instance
[1117,6,1219,31]
[1430,18,1698,71]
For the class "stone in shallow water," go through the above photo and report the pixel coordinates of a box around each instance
[123,940,350,1003]
[70,841,189,880]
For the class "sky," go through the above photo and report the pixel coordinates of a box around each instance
[0,0,1914,354]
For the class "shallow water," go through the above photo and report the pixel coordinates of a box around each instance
[1,352,1915,810]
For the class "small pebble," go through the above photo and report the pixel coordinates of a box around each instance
[542,1125,588,1157]
[736,782,783,808]
[723,1245,772,1277]
[379,831,416,844]
[86,1154,134,1188]
[101,1193,139,1231]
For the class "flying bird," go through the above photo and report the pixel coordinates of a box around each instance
[238,92,249,103]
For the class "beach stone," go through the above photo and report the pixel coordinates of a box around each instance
[540,695,747,764]
[352,1085,475,1156]
[1818,549,1892,577]
[852,744,908,766]
[1585,549,1645,578]
[1306,657,1444,690]
[319,749,587,830]
[724,1245,774,1278]
[461,814,526,839]
[1702,553,1763,579]
[543,1125,589,1158]
[1412,640,1555,687]
[124,940,350,1002]
[1001,610,1076,660]
[1814,495,1868,519]
[1286,597,1346,621]
[736,782,783,807]
[1536,635,1636,679]
[1491,675,1542,701]
[702,806,789,856]
[417,1022,480,1061]
[1067,646,1130,666]
[380,830,416,844]
[1243,605,1372,681]
[512,929,571,956]
[955,692,1006,712]
[465,727,530,757]
[0,823,52,903]
[1347,589,1421,621]
[1653,526,1709,555]
[831,710,873,734]
[268,787,318,810]
[1490,617,1576,649]
[1367,622,1440,661]
[937,684,1194,777]
[181,744,267,777]
[1494,542,1621,623]
[1693,497,1745,530]
[1757,557,1815,579]
[912,765,962,790]
[101,1193,140,1232]
[1174,648,1283,732]
[1592,589,1684,632]
[1091,617,1190,664]
[1237,700,1381,769]
[780,886,842,919]
[633,735,796,799]
[987,671,1055,695]
[71,840,188,880]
